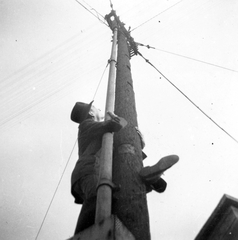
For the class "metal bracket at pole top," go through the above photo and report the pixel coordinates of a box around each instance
[105,10,118,31]
[105,10,139,58]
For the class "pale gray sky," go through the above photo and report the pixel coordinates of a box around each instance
[1,0,238,239]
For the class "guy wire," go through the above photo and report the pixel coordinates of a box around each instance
[92,62,109,100]
[35,139,78,240]
[137,50,238,144]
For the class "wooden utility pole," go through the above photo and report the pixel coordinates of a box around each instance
[68,11,150,240]
[112,28,151,240]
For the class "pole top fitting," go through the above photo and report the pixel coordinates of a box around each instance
[105,10,139,58]
[105,10,118,31]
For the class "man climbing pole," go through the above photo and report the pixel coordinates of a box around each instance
[70,101,125,233]
[70,101,179,235]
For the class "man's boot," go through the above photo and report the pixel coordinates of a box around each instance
[140,155,179,180]
[140,155,178,194]
[145,177,167,193]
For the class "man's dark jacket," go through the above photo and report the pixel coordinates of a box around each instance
[71,118,118,204]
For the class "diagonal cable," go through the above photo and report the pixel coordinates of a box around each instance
[75,0,108,27]
[137,51,238,144]
[131,0,184,32]
[35,139,77,240]
[137,42,238,73]
[92,62,109,100]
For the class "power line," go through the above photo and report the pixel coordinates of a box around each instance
[35,139,78,240]
[137,42,238,73]
[0,28,102,99]
[74,0,108,27]
[0,26,110,129]
[1,30,86,84]
[137,51,238,144]
[131,0,184,32]
[0,62,107,129]
[81,0,106,20]
[92,62,109,100]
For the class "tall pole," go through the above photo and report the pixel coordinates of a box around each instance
[112,31,151,239]
[95,23,118,223]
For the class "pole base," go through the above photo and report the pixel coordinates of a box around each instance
[67,215,135,240]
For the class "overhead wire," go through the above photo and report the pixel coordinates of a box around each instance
[2,12,112,239]
[74,0,108,27]
[1,29,94,99]
[1,32,81,84]
[136,42,238,73]
[137,50,238,144]
[35,138,78,240]
[118,24,238,144]
[0,19,111,130]
[92,62,109,100]
[74,0,238,145]
[119,1,238,143]
[1,53,80,105]
[0,54,82,127]
[0,60,108,130]
[131,0,184,32]
[1,1,184,129]
[3,0,229,131]
[81,0,106,20]
[0,0,111,130]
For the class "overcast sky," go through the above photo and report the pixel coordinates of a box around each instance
[1,0,238,239]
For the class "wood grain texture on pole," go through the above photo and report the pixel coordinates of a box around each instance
[112,31,151,240]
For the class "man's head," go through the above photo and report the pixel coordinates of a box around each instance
[88,105,104,122]
[71,101,103,124]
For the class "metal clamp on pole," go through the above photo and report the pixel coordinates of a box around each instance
[96,178,120,192]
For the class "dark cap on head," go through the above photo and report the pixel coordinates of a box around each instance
[70,101,93,124]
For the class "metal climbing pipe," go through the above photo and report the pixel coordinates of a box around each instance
[95,24,118,223]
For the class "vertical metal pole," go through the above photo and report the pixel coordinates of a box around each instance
[95,26,118,223]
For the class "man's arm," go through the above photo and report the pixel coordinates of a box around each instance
[79,117,125,139]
